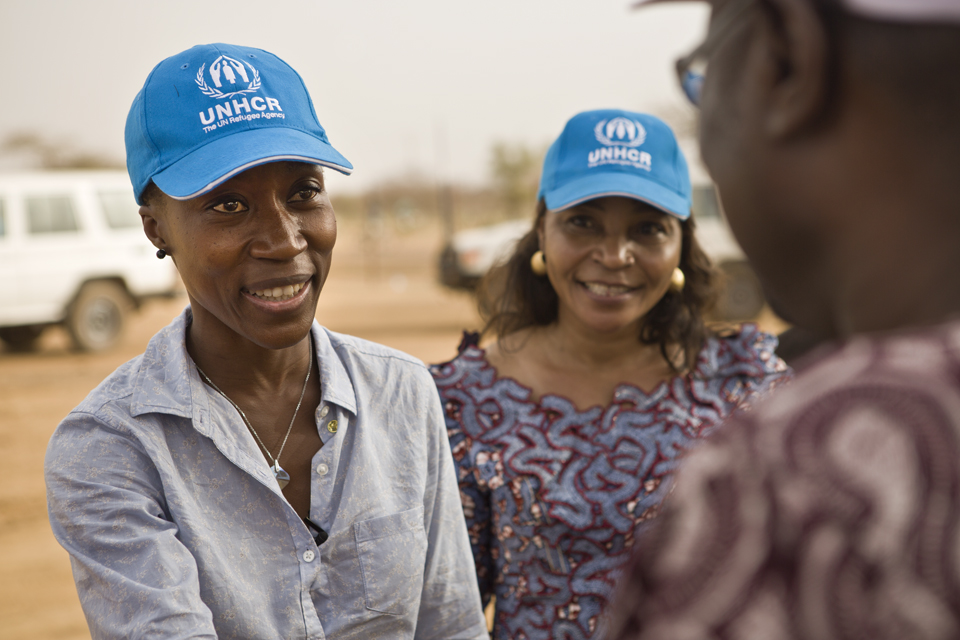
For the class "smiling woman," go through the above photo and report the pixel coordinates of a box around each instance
[140,162,337,354]
[430,109,791,640]
[540,197,682,347]
[43,43,487,640]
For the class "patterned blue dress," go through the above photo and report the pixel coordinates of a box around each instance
[429,326,790,640]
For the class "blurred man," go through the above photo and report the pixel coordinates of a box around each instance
[606,0,960,638]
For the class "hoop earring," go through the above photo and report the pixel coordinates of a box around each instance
[670,267,685,292]
[530,250,547,276]
[156,249,167,259]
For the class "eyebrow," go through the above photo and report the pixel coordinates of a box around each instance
[282,162,327,189]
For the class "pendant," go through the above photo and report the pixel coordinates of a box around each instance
[272,461,291,489]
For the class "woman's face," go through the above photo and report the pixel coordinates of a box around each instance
[539,196,682,336]
[142,161,336,350]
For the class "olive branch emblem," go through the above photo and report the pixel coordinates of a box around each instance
[594,119,647,148]
[195,63,261,99]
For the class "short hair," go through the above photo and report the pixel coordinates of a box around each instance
[139,182,164,209]
[478,199,718,372]
[804,0,960,140]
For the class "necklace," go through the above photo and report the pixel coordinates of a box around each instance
[195,337,313,490]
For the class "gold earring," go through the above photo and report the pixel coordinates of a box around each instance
[530,250,547,276]
[670,267,685,292]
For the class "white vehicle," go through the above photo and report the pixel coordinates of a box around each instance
[438,218,531,290]
[438,183,764,320]
[0,171,181,352]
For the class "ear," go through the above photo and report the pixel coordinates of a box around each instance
[755,0,831,138]
[139,204,168,254]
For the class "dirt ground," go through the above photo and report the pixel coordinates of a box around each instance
[0,219,784,639]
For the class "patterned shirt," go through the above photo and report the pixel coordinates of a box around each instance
[429,327,790,640]
[606,319,960,640]
[45,308,487,640]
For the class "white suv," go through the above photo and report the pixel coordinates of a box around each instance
[0,171,180,351]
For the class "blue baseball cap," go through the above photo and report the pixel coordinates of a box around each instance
[125,43,352,204]
[536,109,692,220]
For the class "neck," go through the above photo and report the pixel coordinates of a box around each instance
[833,217,960,336]
[823,127,960,336]
[763,90,960,338]
[186,305,314,395]
[542,308,669,372]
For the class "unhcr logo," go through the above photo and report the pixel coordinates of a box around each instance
[195,55,284,133]
[594,117,646,147]
[588,116,652,171]
[195,55,262,100]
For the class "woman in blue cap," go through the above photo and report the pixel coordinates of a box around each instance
[430,109,790,639]
[44,43,487,640]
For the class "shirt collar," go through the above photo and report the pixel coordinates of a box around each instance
[130,307,195,419]
[310,322,358,416]
[129,306,358,419]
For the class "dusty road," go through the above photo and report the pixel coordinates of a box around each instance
[0,220,784,639]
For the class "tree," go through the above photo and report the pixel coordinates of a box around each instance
[0,132,123,170]
[489,142,544,218]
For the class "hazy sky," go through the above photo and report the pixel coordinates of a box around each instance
[0,0,708,193]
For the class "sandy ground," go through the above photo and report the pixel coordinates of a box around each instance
[0,220,784,639]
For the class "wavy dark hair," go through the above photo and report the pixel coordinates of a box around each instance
[478,198,718,372]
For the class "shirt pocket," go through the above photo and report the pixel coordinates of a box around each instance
[354,505,428,616]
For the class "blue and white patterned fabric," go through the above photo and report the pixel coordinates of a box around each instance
[45,307,487,640]
[430,326,790,640]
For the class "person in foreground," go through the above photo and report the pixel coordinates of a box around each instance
[606,0,960,638]
[429,109,790,640]
[44,43,486,640]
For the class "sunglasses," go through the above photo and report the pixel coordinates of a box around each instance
[675,0,755,106]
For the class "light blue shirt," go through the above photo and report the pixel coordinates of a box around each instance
[45,307,487,640]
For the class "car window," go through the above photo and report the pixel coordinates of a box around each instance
[98,190,142,229]
[26,195,79,234]
[692,185,721,220]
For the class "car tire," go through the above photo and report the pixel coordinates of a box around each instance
[66,281,132,352]
[716,262,765,321]
[0,325,45,352]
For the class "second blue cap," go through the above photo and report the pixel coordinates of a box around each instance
[537,109,691,220]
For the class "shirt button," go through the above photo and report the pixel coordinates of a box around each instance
[319,405,329,418]
[316,463,329,476]
[327,419,338,433]
[303,550,316,562]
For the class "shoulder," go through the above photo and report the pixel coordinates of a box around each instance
[61,354,146,430]
[712,323,960,458]
[762,324,960,420]
[320,327,439,404]
[611,325,960,637]
[698,323,790,381]
[46,355,155,475]
[428,332,497,392]
[324,327,426,371]
[49,313,195,463]
[676,324,960,539]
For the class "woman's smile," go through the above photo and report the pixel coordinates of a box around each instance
[578,280,642,299]
[243,278,311,307]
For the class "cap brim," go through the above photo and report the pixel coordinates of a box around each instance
[543,171,691,220]
[152,127,353,200]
